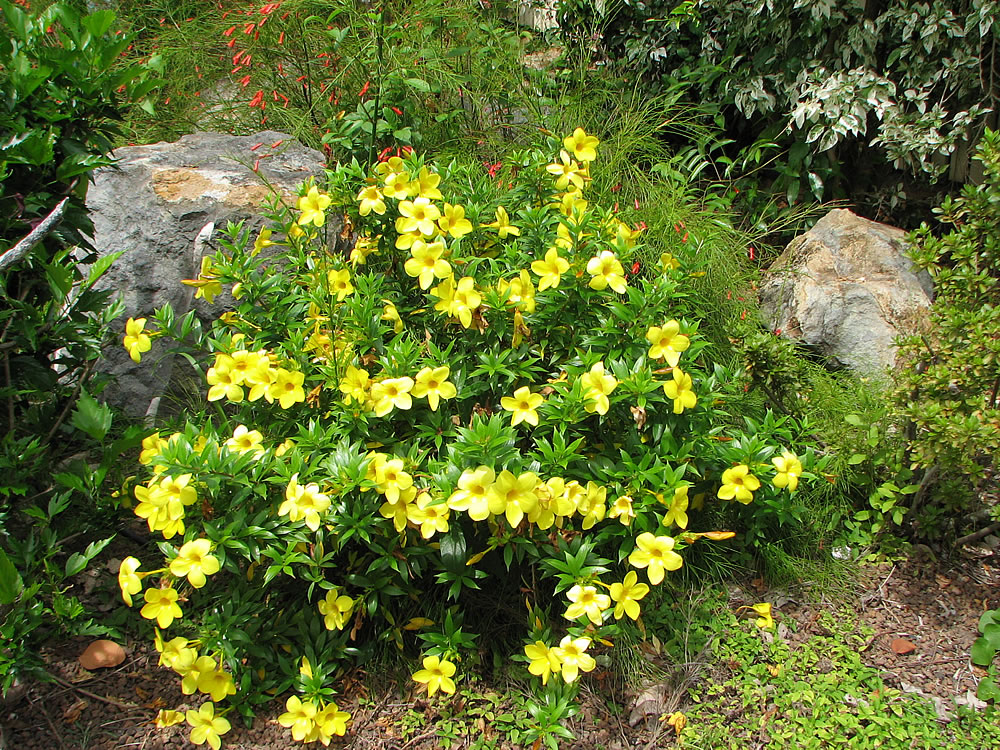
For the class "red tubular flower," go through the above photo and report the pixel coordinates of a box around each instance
[248,90,264,108]
[223,25,236,36]
[358,80,371,98]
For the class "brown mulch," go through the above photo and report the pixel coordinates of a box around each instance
[2,550,997,750]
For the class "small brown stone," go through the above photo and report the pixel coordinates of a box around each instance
[78,639,126,670]
[890,637,917,655]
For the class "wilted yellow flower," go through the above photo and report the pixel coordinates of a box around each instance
[751,602,774,629]
[155,709,185,728]
[381,302,404,333]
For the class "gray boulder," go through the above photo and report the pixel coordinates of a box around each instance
[758,208,933,374]
[87,131,325,418]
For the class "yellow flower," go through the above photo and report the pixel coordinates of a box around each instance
[580,361,618,415]
[450,276,481,328]
[340,364,371,406]
[118,556,143,606]
[646,321,690,366]
[772,451,803,492]
[564,584,611,625]
[557,191,587,219]
[446,466,497,522]
[327,268,354,301]
[357,184,386,216]
[252,227,276,256]
[350,235,380,265]
[484,205,520,239]
[169,539,220,589]
[407,493,451,539]
[279,473,331,531]
[196,661,236,702]
[498,270,535,313]
[718,464,760,504]
[524,641,562,685]
[404,239,451,290]
[586,251,627,293]
[546,149,587,191]
[141,586,183,628]
[375,458,413,504]
[563,127,599,162]
[609,571,649,620]
[379,485,418,532]
[371,376,415,417]
[206,360,243,403]
[155,709,185,728]
[628,532,683,584]
[382,169,412,200]
[578,481,607,530]
[661,486,689,529]
[608,494,635,525]
[397,197,441,237]
[487,470,539,527]
[415,167,443,200]
[318,588,355,631]
[139,431,164,465]
[297,185,332,227]
[381,302,404,333]
[186,701,231,750]
[412,365,457,411]
[270,368,305,409]
[663,367,697,414]
[278,695,318,742]
[156,635,191,669]
[228,349,267,385]
[412,654,457,697]
[182,257,223,304]
[531,247,570,291]
[552,636,596,683]
[314,701,351,741]
[660,251,680,270]
[123,317,152,362]
[500,385,544,427]
[225,424,265,457]
[438,203,473,238]
[751,602,774,629]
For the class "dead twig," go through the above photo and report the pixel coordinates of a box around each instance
[955,521,1000,547]
[0,198,69,273]
[49,674,139,710]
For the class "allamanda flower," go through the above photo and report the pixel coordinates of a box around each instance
[297,185,332,227]
[663,367,697,414]
[318,588,355,631]
[609,571,650,620]
[186,701,230,750]
[169,539,220,589]
[397,197,441,237]
[524,641,562,685]
[500,386,544,427]
[141,586,183,629]
[411,365,457,411]
[661,485,689,529]
[771,450,803,492]
[531,247,570,291]
[404,239,451,290]
[718,464,760,505]
[646,321,690,367]
[447,466,496,522]
[438,203,473,238]
[586,251,627,294]
[628,532,683,584]
[564,127,599,163]
[412,654,457,697]
[564,584,611,625]
[278,695,318,742]
[580,361,618,415]
[357,184,386,216]
[118,556,144,606]
[484,205,520,239]
[552,636,596,683]
[123,317,152,363]
[371,376,414,416]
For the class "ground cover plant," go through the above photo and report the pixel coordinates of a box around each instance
[118,131,831,747]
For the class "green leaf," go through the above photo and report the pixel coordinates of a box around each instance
[971,636,997,667]
[71,389,113,441]
[847,453,867,465]
[439,527,467,575]
[0,549,23,604]
[404,78,431,92]
[65,536,113,577]
[977,676,1000,702]
[80,10,116,39]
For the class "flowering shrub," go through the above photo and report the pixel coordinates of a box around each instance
[121,131,827,746]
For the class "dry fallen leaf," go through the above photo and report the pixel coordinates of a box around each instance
[63,698,87,723]
[890,637,917,655]
[78,639,126,670]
